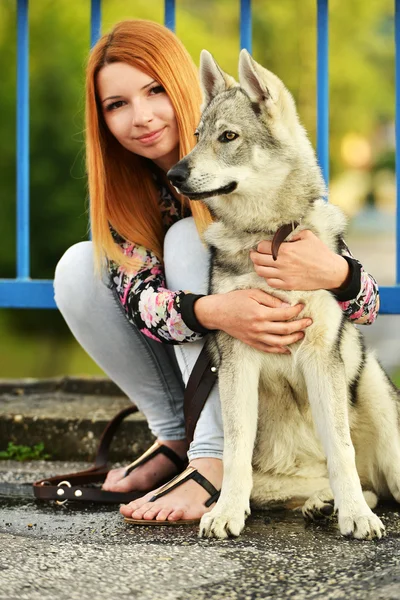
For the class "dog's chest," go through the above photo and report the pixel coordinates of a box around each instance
[210,249,307,306]
[208,219,346,354]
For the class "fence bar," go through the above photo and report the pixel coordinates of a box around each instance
[317,0,329,185]
[396,0,400,284]
[16,0,30,279]
[0,281,56,309]
[90,0,101,48]
[380,287,400,313]
[165,0,176,32]
[240,0,252,52]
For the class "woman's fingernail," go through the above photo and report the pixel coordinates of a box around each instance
[306,319,313,326]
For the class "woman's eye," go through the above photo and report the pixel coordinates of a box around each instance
[219,131,239,143]
[105,100,125,112]
[149,85,165,95]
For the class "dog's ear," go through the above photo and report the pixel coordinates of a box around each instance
[200,50,238,110]
[239,49,274,104]
[238,49,284,112]
[239,49,299,128]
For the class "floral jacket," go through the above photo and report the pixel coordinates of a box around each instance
[108,179,380,345]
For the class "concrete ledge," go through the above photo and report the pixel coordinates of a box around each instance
[0,377,154,461]
[0,376,126,397]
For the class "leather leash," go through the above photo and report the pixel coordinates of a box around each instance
[183,344,218,444]
[271,222,299,261]
[33,405,140,504]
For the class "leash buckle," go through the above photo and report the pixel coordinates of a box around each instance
[56,480,71,505]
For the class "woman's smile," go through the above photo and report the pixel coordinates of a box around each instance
[135,126,166,144]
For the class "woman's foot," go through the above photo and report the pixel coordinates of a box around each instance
[102,439,188,493]
[120,457,223,522]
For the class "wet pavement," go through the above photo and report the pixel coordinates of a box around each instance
[1,462,400,599]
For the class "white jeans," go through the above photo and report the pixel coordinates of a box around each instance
[54,217,223,461]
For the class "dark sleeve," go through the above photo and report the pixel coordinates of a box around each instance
[331,239,380,325]
[107,239,209,344]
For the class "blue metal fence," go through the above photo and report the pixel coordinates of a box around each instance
[0,0,398,313]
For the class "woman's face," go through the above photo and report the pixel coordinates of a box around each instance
[97,62,180,172]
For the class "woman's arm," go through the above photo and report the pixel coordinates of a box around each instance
[108,238,207,344]
[249,230,380,325]
[109,235,312,349]
[333,239,379,325]
[194,290,312,353]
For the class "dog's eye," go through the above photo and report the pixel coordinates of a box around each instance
[194,131,199,139]
[219,131,239,143]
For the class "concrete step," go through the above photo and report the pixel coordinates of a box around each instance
[0,377,154,461]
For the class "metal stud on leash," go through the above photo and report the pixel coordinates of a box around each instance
[56,480,71,505]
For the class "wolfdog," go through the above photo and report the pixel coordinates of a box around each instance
[167,49,400,540]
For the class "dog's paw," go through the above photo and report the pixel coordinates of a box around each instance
[302,489,379,523]
[302,489,336,521]
[338,507,385,540]
[199,506,249,539]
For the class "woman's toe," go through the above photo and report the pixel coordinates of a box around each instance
[120,502,138,517]
[167,508,185,521]
[108,478,132,493]
[102,467,125,490]
[131,502,154,520]
[155,507,173,521]
[142,505,162,520]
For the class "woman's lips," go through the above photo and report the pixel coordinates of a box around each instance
[135,127,165,144]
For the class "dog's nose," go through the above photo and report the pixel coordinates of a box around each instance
[167,163,191,187]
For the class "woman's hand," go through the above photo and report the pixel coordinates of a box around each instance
[194,290,312,354]
[249,229,350,291]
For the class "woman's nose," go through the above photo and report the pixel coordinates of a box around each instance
[131,98,152,126]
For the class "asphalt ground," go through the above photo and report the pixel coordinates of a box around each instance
[1,461,400,600]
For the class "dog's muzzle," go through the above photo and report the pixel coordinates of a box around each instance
[167,163,238,200]
[167,163,191,188]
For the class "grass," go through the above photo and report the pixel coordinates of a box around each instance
[0,442,51,461]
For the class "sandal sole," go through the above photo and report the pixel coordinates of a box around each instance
[124,517,199,526]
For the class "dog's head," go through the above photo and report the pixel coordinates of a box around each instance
[168,50,324,221]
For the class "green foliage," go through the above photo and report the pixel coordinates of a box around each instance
[393,370,400,389]
[0,441,51,462]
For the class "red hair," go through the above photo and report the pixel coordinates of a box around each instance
[85,19,212,271]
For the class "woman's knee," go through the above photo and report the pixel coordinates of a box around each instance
[164,217,210,293]
[54,241,95,315]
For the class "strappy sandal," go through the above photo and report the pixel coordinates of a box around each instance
[124,465,221,525]
[121,440,187,481]
[33,406,187,505]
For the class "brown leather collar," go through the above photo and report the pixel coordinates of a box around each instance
[271,222,299,261]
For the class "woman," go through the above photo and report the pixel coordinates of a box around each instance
[54,19,379,525]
